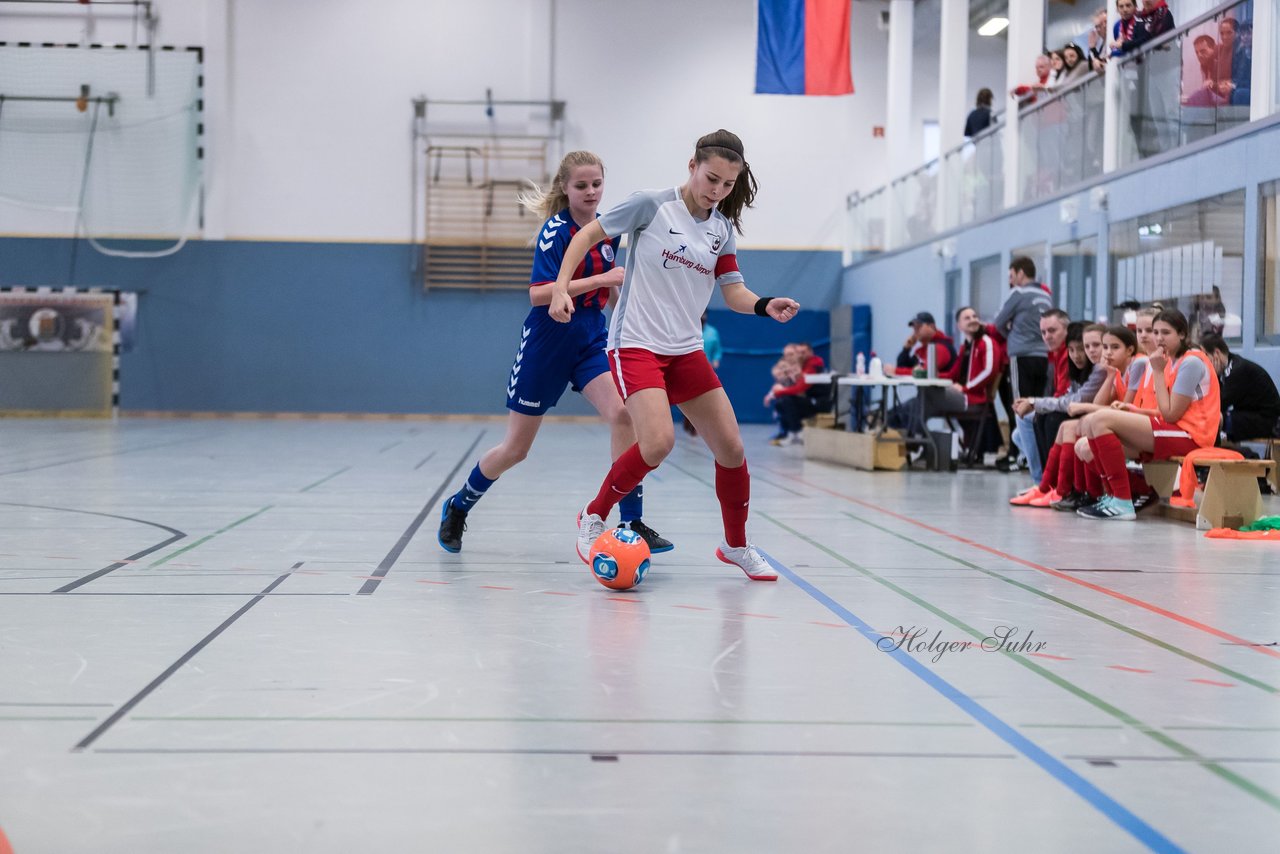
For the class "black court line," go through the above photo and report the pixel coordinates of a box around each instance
[73,572,291,752]
[0,434,211,478]
[91,747,1017,759]
[413,451,437,471]
[357,431,486,596]
[379,440,404,453]
[0,502,187,594]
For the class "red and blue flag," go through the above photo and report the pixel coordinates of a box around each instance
[755,0,854,96]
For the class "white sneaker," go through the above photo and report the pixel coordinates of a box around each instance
[576,505,607,564]
[783,432,804,446]
[715,542,779,581]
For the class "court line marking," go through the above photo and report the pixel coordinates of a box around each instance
[838,510,1278,693]
[92,747,1015,759]
[300,465,351,492]
[765,468,1280,660]
[413,451,437,471]
[72,572,292,752]
[0,433,212,478]
[357,430,486,595]
[147,505,274,568]
[760,515,1280,816]
[0,502,191,594]
[750,541,1185,851]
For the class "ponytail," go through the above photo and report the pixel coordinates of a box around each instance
[516,150,604,238]
[693,129,757,235]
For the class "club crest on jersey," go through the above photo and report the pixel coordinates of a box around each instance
[601,244,614,263]
[707,232,722,252]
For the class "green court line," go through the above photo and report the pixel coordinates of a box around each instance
[839,510,1280,695]
[300,466,351,492]
[130,716,976,726]
[761,512,1280,813]
[147,506,273,568]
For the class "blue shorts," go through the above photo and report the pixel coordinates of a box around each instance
[505,307,609,416]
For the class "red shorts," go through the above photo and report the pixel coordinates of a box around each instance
[1150,416,1200,459]
[609,348,722,405]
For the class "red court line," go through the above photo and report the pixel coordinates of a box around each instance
[672,604,710,611]
[1107,665,1154,674]
[480,585,514,591]
[416,579,451,585]
[541,591,577,597]
[1189,678,1235,688]
[774,470,1280,661]
[607,597,640,603]
[810,621,849,628]
[739,612,779,619]
[1029,653,1073,661]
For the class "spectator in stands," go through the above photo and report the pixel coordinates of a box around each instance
[1110,0,1144,57]
[766,341,826,446]
[993,257,1053,471]
[1010,322,1109,507]
[1200,333,1280,442]
[1233,21,1254,105]
[1141,0,1175,42]
[1088,7,1109,73]
[896,312,956,376]
[1078,309,1220,521]
[1048,50,1066,87]
[1060,44,1090,84]
[964,89,995,138]
[1185,35,1229,107]
[1216,18,1252,106]
[1009,309,1073,485]
[1011,54,1054,106]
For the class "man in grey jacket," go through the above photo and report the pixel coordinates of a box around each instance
[994,256,1053,471]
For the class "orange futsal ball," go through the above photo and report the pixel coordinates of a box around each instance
[588,528,651,590]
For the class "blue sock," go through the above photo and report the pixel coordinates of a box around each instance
[618,484,643,523]
[451,464,496,513]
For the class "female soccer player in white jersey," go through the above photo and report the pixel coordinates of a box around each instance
[437,151,672,555]
[548,130,800,581]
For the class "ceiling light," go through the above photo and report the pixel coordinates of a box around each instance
[978,17,1009,36]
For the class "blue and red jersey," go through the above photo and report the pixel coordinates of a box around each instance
[529,208,620,311]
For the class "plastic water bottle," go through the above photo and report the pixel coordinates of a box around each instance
[868,355,883,378]
[855,353,866,375]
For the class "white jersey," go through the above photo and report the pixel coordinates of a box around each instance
[598,187,744,355]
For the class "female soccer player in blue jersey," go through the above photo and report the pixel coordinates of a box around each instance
[549,130,800,580]
[437,151,672,554]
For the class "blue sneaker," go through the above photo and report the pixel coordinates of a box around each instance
[437,497,468,552]
[619,519,674,553]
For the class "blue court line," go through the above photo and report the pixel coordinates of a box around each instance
[760,549,1186,854]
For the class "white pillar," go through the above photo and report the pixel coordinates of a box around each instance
[1003,0,1044,209]
[1251,0,1276,121]
[886,0,915,178]
[939,0,970,151]
[201,0,231,240]
[1102,3,1121,172]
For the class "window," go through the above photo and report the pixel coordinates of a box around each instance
[970,254,1006,322]
[1263,181,1280,342]
[1109,190,1246,342]
[1052,237,1098,322]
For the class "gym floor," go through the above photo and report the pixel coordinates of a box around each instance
[1,417,1277,852]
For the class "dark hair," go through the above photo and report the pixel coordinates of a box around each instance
[1062,44,1083,66]
[976,88,993,107]
[955,305,986,338]
[1198,332,1230,356]
[1152,308,1191,358]
[693,129,757,235]
[1220,17,1238,32]
[1104,324,1138,356]
[1065,322,1092,383]
[1041,307,1070,325]
[1194,34,1216,50]
[1009,256,1037,280]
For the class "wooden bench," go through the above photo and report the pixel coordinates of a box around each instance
[1142,456,1277,529]
[1239,436,1279,492]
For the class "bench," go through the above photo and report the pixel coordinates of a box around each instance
[1142,456,1277,530]
[1239,436,1279,492]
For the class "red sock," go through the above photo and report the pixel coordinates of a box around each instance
[1084,458,1104,498]
[1056,442,1077,497]
[587,444,656,519]
[1038,443,1061,493]
[715,460,750,548]
[1089,434,1132,500]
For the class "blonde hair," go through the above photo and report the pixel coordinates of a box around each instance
[517,150,605,226]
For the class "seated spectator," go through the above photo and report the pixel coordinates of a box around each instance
[1087,7,1109,73]
[964,88,995,137]
[1184,35,1229,107]
[1078,309,1221,521]
[1010,322,1108,507]
[1060,44,1091,84]
[895,311,956,377]
[1200,333,1280,442]
[1011,54,1054,106]
[1110,0,1144,57]
[765,342,826,446]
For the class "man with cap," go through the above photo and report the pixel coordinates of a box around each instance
[895,311,956,376]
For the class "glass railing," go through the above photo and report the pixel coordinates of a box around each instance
[888,158,941,249]
[939,121,1004,231]
[1116,0,1254,166]
[1017,71,1106,205]
[846,185,887,258]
